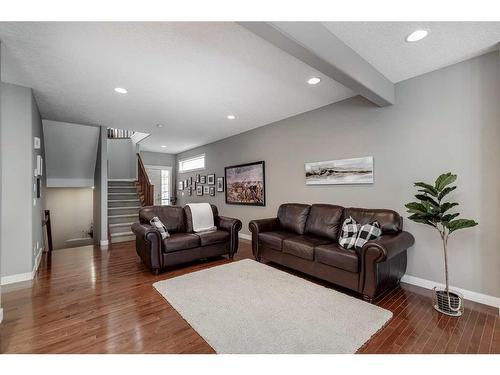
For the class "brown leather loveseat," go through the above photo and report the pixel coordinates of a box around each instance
[249,203,414,301]
[132,205,242,274]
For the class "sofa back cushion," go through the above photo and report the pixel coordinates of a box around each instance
[184,204,219,233]
[139,206,186,234]
[277,203,311,234]
[304,204,344,241]
[344,207,402,234]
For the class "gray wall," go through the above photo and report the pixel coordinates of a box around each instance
[31,93,45,267]
[108,139,137,180]
[177,52,500,298]
[0,82,43,278]
[93,126,108,245]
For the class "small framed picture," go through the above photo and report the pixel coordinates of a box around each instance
[196,174,200,183]
[188,187,192,196]
[189,176,193,186]
[216,177,224,192]
[196,185,203,196]
[207,174,215,185]
[178,181,184,190]
[184,179,188,188]
[209,186,215,196]
[200,175,206,184]
[203,186,209,194]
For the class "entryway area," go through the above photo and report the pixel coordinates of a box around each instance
[145,165,172,205]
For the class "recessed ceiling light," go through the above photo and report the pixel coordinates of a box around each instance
[161,145,167,148]
[227,115,236,120]
[114,87,128,94]
[156,124,163,128]
[405,30,428,42]
[307,77,321,85]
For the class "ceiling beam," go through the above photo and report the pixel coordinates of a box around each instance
[239,22,395,107]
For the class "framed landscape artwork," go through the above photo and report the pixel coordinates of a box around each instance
[225,161,265,206]
[305,156,374,185]
[216,177,224,192]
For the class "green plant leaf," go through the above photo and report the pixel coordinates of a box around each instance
[405,202,428,214]
[415,194,440,207]
[408,213,437,227]
[435,172,457,191]
[442,213,460,223]
[438,186,456,201]
[440,202,459,213]
[446,219,478,233]
[414,182,438,196]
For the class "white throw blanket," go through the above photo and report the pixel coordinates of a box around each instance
[187,203,217,233]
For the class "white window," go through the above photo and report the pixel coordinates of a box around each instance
[178,154,205,173]
[160,169,170,206]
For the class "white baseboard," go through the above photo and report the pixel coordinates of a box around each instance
[401,274,500,314]
[1,271,33,285]
[239,233,251,241]
[2,250,44,286]
[100,239,109,247]
[0,307,3,323]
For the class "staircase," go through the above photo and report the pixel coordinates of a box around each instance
[108,180,142,243]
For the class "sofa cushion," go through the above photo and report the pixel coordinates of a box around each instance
[282,235,332,260]
[162,233,200,253]
[258,230,295,251]
[315,244,359,273]
[304,204,344,241]
[345,207,402,234]
[197,230,229,247]
[140,206,186,234]
[277,203,311,234]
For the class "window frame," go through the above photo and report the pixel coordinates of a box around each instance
[178,153,206,174]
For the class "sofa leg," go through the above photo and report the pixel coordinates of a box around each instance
[228,254,234,260]
[255,256,261,262]
[153,268,160,276]
[363,295,373,303]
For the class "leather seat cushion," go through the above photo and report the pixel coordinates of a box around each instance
[162,233,200,253]
[283,235,332,260]
[258,230,295,251]
[315,244,359,273]
[197,230,229,247]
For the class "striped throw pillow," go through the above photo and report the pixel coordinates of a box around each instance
[150,216,170,240]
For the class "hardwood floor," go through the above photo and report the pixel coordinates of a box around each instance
[1,240,498,354]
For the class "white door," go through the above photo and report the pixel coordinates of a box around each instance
[145,166,172,206]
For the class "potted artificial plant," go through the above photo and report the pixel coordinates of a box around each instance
[405,172,477,317]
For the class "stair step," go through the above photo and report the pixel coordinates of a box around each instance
[108,213,139,225]
[108,206,141,210]
[109,221,137,228]
[111,231,134,237]
[108,199,140,202]
[108,180,136,187]
[110,231,135,244]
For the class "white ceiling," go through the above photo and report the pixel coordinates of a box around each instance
[323,22,500,83]
[1,22,499,154]
[0,22,354,154]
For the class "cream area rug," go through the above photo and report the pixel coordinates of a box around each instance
[153,259,392,354]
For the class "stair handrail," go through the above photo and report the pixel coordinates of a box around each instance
[137,153,154,206]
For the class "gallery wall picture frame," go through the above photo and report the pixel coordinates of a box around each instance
[188,187,192,196]
[196,174,200,183]
[216,177,224,192]
[209,186,215,196]
[178,181,184,191]
[200,175,206,184]
[207,174,215,185]
[184,179,188,188]
[196,185,203,196]
[189,176,193,186]
[225,161,265,206]
[203,186,210,195]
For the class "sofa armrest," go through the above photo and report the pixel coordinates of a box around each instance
[248,217,279,234]
[248,218,279,259]
[360,231,415,300]
[131,223,163,273]
[217,216,242,257]
[361,231,415,263]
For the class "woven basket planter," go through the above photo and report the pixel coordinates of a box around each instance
[432,287,464,317]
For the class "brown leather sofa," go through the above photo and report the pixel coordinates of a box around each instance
[249,203,414,301]
[131,205,242,274]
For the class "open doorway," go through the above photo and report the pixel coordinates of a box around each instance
[145,165,172,205]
